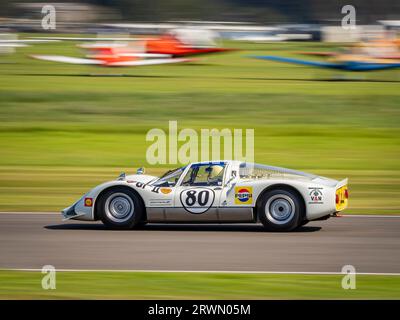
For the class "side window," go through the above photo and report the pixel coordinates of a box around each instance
[182,164,226,187]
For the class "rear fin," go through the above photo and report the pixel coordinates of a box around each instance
[336,178,348,189]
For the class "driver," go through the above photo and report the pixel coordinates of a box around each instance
[205,165,225,185]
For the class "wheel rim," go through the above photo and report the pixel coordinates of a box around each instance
[104,193,134,223]
[265,194,295,225]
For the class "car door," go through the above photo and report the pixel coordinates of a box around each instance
[217,165,255,222]
[144,166,185,222]
[165,163,227,222]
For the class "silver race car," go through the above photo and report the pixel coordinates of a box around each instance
[62,160,348,231]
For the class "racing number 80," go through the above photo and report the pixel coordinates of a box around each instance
[185,190,209,207]
[180,188,215,214]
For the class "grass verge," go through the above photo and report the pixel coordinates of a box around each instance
[0,270,399,299]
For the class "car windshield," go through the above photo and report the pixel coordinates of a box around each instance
[181,162,226,186]
[152,166,186,187]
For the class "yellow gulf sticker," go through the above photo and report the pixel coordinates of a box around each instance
[234,186,253,205]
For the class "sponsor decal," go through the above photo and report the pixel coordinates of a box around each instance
[180,188,215,214]
[160,188,172,194]
[136,182,146,188]
[234,187,253,205]
[150,186,172,194]
[125,181,172,195]
[84,197,93,207]
[309,187,323,204]
[149,199,172,206]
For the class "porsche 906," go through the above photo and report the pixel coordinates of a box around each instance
[62,161,348,231]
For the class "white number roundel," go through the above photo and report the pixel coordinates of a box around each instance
[180,188,215,214]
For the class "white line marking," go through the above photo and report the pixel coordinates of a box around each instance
[2,268,400,276]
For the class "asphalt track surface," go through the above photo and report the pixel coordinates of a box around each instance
[0,213,399,273]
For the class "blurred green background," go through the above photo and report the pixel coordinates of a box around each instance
[0,36,399,214]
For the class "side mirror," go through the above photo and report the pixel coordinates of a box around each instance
[136,167,145,175]
[117,172,126,181]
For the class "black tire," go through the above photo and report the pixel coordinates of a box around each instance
[97,187,144,229]
[136,220,148,229]
[300,220,309,227]
[257,188,303,232]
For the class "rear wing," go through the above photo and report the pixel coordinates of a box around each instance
[336,178,348,189]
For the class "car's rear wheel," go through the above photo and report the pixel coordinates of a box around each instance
[257,189,303,231]
[97,187,144,229]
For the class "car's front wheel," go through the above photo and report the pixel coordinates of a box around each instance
[257,188,303,231]
[97,187,144,229]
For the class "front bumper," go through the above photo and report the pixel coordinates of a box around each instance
[61,183,103,221]
[61,195,90,221]
[61,204,82,220]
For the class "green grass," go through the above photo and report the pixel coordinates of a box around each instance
[0,270,399,299]
[0,36,399,213]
